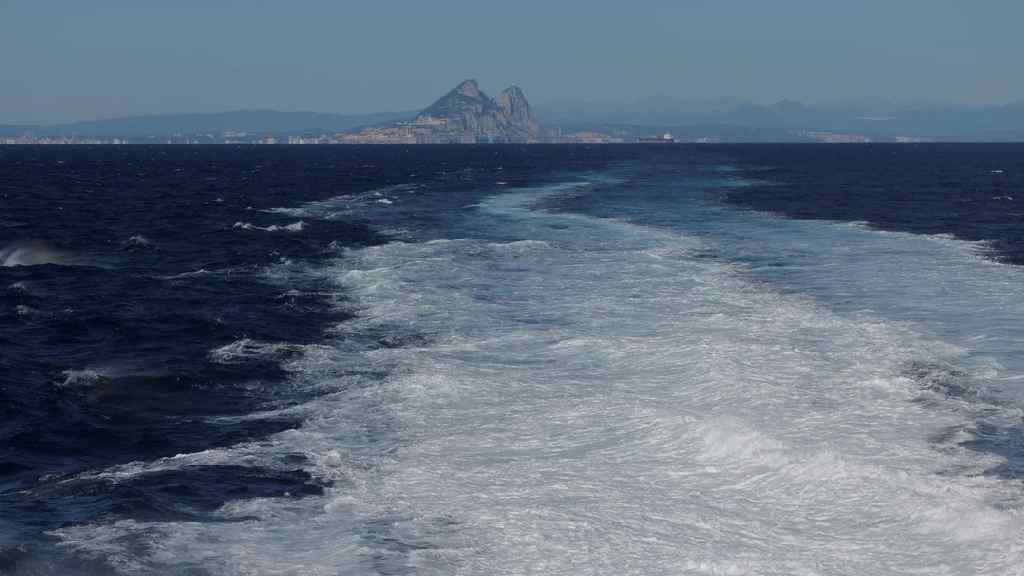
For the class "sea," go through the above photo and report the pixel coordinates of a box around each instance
[1,143,1023,575]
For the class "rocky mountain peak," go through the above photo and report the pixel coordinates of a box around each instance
[415,79,541,143]
[499,84,525,99]
[420,79,494,120]
[455,79,482,98]
[497,86,525,111]
[497,86,538,136]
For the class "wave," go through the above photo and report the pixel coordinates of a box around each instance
[159,268,213,280]
[232,221,305,233]
[269,184,422,219]
[55,363,166,390]
[122,235,154,250]
[158,266,262,280]
[57,369,109,389]
[0,241,76,267]
[14,304,45,319]
[209,339,298,364]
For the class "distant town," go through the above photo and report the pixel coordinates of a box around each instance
[0,130,931,146]
[0,129,636,146]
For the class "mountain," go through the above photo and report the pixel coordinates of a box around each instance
[536,97,1024,141]
[413,79,540,143]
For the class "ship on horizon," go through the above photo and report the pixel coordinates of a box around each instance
[638,132,676,144]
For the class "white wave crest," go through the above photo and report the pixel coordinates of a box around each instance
[160,268,213,280]
[0,241,75,267]
[58,369,108,388]
[208,338,331,368]
[233,221,305,233]
[210,339,297,364]
[122,235,153,249]
[269,184,422,219]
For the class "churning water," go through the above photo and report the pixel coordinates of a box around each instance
[3,145,1024,574]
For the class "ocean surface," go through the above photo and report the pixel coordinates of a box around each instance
[2,144,1023,575]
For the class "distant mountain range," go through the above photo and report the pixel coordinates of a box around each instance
[3,88,1024,143]
[538,97,1024,142]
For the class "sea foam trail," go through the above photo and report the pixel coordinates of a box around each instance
[53,183,1024,575]
[674,186,1024,406]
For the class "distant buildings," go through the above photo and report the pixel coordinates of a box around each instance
[797,130,872,143]
[0,129,936,145]
[556,131,624,144]
[0,135,128,145]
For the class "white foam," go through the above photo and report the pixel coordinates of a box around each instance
[123,235,152,249]
[232,220,306,233]
[54,441,303,487]
[53,182,1024,574]
[208,338,331,367]
[709,196,1024,405]
[57,369,108,388]
[14,304,40,318]
[0,240,74,267]
[269,184,421,219]
[54,363,167,390]
[160,268,213,279]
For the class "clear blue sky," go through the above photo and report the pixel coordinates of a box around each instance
[1,0,1021,123]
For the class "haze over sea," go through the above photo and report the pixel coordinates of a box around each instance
[1,144,1023,574]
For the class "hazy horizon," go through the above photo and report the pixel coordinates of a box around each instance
[3,1,1023,124]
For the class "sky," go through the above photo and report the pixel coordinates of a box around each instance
[1,0,1022,124]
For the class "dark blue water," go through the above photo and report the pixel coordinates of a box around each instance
[716,144,1024,263]
[2,144,1023,574]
